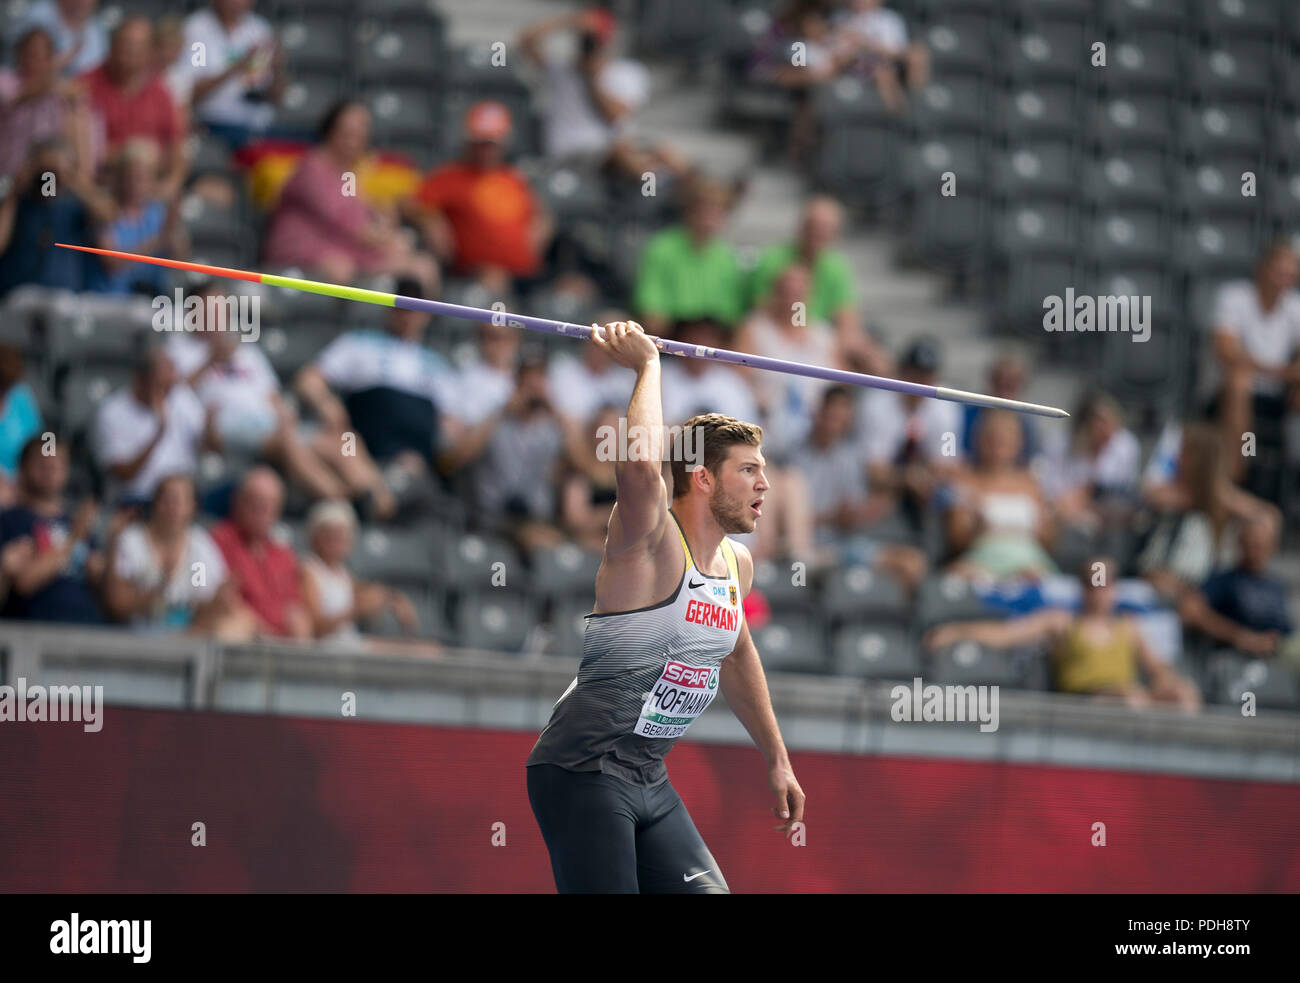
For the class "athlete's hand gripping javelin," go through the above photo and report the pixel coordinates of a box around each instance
[591,319,660,370]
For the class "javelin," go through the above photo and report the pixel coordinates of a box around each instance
[55,243,1069,418]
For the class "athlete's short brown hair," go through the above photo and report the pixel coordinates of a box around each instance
[670,413,763,498]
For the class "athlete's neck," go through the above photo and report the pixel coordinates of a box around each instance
[670,503,728,577]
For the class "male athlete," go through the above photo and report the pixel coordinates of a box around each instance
[526,320,805,893]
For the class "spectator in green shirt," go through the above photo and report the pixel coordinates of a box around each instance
[747,195,890,376]
[632,175,746,335]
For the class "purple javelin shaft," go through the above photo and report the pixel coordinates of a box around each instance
[393,293,1069,418]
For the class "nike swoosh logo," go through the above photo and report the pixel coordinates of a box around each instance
[683,869,711,882]
[688,578,705,589]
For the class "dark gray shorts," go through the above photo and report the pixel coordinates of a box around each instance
[526,763,730,894]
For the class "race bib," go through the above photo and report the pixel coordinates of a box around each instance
[634,659,719,739]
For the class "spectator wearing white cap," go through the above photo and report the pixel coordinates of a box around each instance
[300,499,419,647]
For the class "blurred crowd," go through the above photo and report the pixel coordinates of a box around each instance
[0,0,1297,708]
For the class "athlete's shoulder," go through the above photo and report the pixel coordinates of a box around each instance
[727,538,753,597]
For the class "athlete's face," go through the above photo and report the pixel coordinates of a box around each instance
[708,445,768,534]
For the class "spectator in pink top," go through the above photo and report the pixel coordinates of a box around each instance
[78,16,186,199]
[209,465,311,640]
[261,99,439,291]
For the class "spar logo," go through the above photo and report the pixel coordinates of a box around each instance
[663,661,715,688]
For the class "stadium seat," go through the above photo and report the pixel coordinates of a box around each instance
[1012,0,1094,24]
[1098,318,1186,421]
[528,543,602,600]
[452,591,540,654]
[1097,31,1181,94]
[1209,652,1300,710]
[1001,256,1078,337]
[277,71,346,132]
[1001,23,1088,84]
[48,296,151,373]
[180,192,247,253]
[369,591,454,643]
[928,640,1042,688]
[635,0,732,60]
[751,558,815,611]
[1176,158,1263,219]
[1195,0,1281,40]
[994,201,1078,260]
[277,11,350,73]
[816,119,901,205]
[908,74,988,137]
[988,141,1078,203]
[1101,0,1187,33]
[437,530,526,594]
[546,596,594,658]
[819,565,908,624]
[831,624,918,680]
[1264,167,1300,234]
[750,614,828,674]
[1080,149,1170,210]
[922,15,994,77]
[815,76,895,125]
[1187,41,1273,103]
[1176,103,1267,161]
[1087,267,1174,322]
[1173,215,1260,278]
[993,84,1079,142]
[348,521,445,591]
[356,15,446,84]
[915,574,991,630]
[1087,93,1174,151]
[1083,209,1170,268]
[361,84,440,145]
[910,191,986,269]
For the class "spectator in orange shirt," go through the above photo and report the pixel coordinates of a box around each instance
[78,16,187,199]
[406,100,555,298]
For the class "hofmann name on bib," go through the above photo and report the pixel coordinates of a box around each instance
[634,660,720,738]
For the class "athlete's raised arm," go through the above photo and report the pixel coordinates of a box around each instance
[594,321,669,552]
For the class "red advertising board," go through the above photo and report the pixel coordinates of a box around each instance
[1,707,1296,892]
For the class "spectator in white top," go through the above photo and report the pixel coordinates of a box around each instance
[546,308,636,432]
[1037,390,1141,533]
[181,0,285,148]
[95,345,214,506]
[832,0,929,113]
[518,7,689,183]
[12,0,108,77]
[659,319,761,428]
[443,355,568,552]
[454,321,521,427]
[299,499,420,649]
[858,338,963,526]
[295,283,458,508]
[104,472,255,637]
[168,283,390,514]
[1211,240,1300,497]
